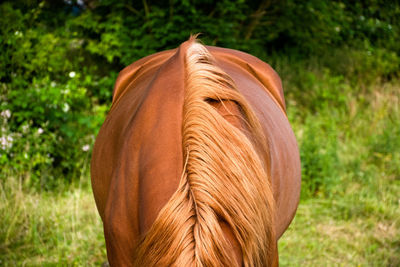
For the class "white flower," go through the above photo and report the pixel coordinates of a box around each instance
[38,128,44,134]
[1,135,13,150]
[63,103,70,112]
[61,88,70,95]
[0,137,6,150]
[22,124,29,132]
[69,71,76,78]
[82,144,90,151]
[1,110,11,119]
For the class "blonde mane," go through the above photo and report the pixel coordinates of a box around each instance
[133,37,276,266]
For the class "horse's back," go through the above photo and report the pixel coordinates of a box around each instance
[91,38,300,266]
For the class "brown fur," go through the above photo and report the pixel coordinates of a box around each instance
[132,38,276,266]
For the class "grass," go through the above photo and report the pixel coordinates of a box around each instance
[279,199,400,266]
[278,75,400,266]
[0,178,107,266]
[2,170,397,266]
[279,193,399,266]
[1,57,399,266]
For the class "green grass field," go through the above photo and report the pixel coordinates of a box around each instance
[1,168,398,266]
[1,66,399,266]
[0,178,106,266]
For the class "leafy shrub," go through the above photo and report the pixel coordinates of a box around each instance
[1,74,109,189]
[0,1,110,189]
[318,44,400,86]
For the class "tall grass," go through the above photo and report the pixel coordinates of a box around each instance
[276,60,400,265]
[0,177,107,266]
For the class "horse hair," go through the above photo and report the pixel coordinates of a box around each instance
[132,36,276,266]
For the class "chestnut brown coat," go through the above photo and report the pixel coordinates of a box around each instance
[91,38,300,266]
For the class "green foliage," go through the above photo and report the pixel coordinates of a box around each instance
[0,1,111,189]
[284,69,346,198]
[0,0,399,193]
[317,44,400,86]
[298,113,339,198]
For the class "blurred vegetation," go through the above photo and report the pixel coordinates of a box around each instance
[0,0,399,266]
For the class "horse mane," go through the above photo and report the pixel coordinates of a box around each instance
[133,37,276,266]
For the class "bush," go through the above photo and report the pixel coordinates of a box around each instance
[0,1,110,189]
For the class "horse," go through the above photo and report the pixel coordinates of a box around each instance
[91,36,301,266]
